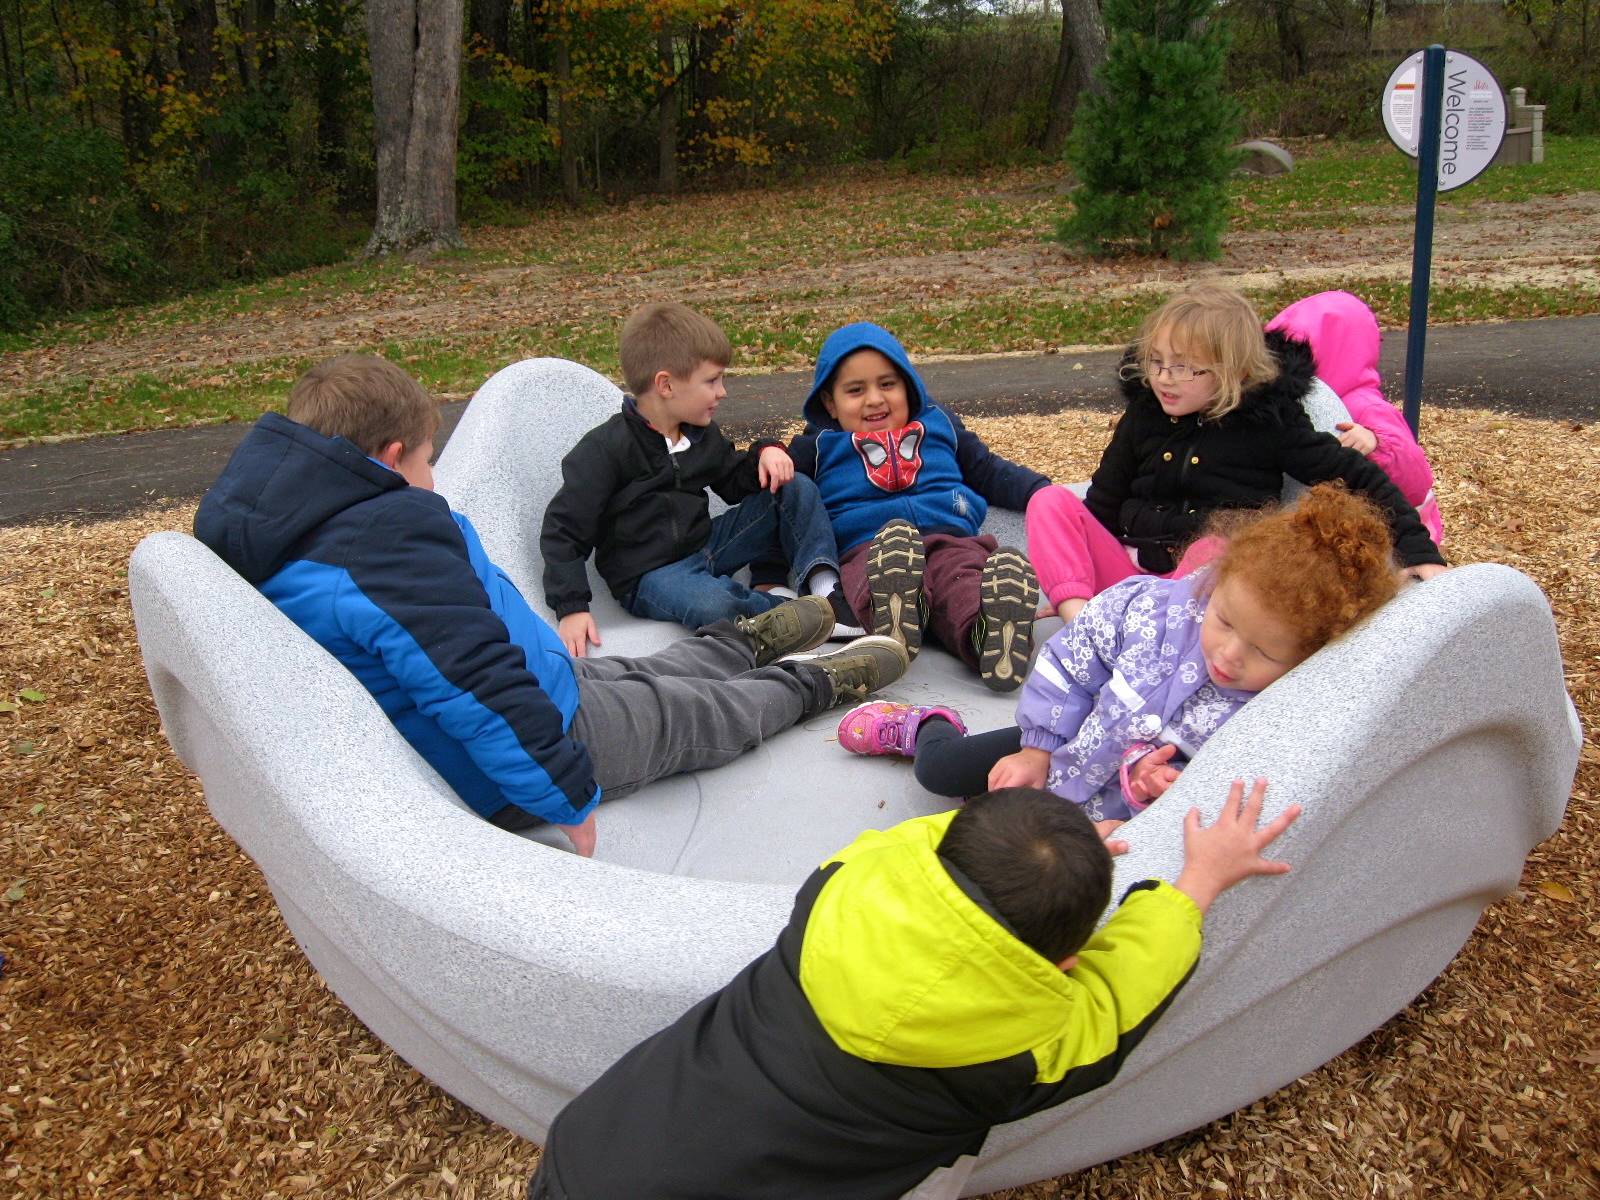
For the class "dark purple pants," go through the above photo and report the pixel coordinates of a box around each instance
[840,531,997,669]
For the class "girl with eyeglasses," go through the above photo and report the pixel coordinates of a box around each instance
[1025,283,1446,624]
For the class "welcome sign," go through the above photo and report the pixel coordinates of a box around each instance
[1382,49,1507,191]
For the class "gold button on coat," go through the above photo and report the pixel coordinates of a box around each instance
[1190,455,1200,465]
[1162,451,1172,461]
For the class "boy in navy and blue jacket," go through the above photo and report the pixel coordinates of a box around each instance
[792,322,1052,691]
[193,355,907,856]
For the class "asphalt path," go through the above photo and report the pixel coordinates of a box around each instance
[3,314,1596,527]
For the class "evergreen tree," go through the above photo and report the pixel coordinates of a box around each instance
[1058,0,1240,260]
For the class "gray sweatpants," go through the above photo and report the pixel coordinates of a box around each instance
[568,624,826,802]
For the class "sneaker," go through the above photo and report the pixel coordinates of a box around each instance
[866,519,925,658]
[736,595,836,667]
[975,548,1038,693]
[837,702,967,758]
[808,635,910,706]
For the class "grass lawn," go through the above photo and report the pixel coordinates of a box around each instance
[3,137,1598,443]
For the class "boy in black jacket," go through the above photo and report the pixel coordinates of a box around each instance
[529,781,1301,1198]
[541,303,843,657]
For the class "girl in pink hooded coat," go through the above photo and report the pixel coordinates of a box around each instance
[1266,290,1445,544]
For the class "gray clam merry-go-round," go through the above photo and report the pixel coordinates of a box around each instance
[130,357,1577,1194]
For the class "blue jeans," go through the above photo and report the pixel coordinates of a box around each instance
[626,478,839,629]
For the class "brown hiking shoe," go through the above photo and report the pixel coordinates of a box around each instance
[809,635,910,706]
[736,594,836,667]
[975,548,1038,692]
[865,519,925,659]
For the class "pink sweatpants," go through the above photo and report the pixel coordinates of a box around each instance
[1025,485,1220,606]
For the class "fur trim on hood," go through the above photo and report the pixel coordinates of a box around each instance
[1118,329,1317,428]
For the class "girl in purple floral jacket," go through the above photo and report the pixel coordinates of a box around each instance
[838,485,1408,835]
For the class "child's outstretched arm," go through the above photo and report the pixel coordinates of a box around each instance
[1172,779,1301,914]
[948,410,1051,509]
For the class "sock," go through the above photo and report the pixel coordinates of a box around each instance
[806,567,841,598]
[828,589,862,626]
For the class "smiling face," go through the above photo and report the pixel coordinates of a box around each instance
[1145,326,1221,419]
[822,348,912,433]
[1199,576,1305,693]
[655,358,728,429]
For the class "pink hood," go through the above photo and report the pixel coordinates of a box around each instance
[1267,291,1443,542]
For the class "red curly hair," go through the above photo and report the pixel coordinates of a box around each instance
[1211,484,1399,657]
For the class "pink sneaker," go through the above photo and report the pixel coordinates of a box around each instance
[836,702,966,759]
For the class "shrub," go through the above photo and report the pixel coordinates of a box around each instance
[1060,0,1241,260]
[0,111,150,329]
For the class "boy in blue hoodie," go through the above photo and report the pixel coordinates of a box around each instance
[193,354,909,856]
[792,323,1051,691]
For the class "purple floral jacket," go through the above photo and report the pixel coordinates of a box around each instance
[1015,570,1254,822]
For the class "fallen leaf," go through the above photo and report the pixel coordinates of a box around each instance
[19,689,45,703]
[1536,881,1575,903]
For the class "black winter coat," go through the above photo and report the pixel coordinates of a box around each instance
[540,401,780,615]
[1086,331,1446,573]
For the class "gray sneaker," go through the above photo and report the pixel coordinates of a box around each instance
[808,634,911,707]
[865,519,925,659]
[736,594,836,667]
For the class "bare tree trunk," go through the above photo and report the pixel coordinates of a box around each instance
[174,0,218,93]
[555,33,579,204]
[1042,0,1106,154]
[366,0,465,258]
[1272,0,1306,82]
[657,27,678,193]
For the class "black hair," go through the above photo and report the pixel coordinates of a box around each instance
[938,788,1113,963]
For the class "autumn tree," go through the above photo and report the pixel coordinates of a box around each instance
[366,0,466,256]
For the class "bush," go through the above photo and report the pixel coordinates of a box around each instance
[1060,0,1241,260]
[0,112,149,329]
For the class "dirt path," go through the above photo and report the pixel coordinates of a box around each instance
[4,192,1598,396]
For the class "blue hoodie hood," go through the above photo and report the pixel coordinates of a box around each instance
[803,323,932,429]
[194,412,407,584]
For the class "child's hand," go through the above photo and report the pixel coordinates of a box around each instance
[1335,421,1379,456]
[558,813,597,857]
[757,446,794,492]
[559,612,602,658]
[1095,819,1129,856]
[1399,563,1447,584]
[1172,779,1302,915]
[1127,744,1182,801]
[986,747,1050,792]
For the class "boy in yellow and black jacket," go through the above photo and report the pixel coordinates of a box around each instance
[529,782,1301,1200]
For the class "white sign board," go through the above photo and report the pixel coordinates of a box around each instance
[1383,50,1507,191]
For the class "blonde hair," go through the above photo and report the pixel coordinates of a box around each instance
[1123,284,1279,420]
[286,354,439,455]
[619,302,732,396]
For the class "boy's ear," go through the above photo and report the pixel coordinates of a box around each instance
[375,440,406,470]
[653,368,674,398]
[819,393,838,420]
[1056,953,1079,973]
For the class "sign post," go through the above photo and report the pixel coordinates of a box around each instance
[1382,46,1507,436]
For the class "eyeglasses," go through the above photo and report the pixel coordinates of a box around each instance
[1146,361,1212,383]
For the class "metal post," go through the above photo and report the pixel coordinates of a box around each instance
[1402,44,1446,437]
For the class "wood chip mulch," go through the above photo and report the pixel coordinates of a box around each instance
[3,406,1596,1199]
